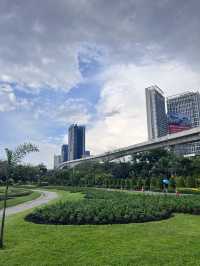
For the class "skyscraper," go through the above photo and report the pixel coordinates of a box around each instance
[167,92,200,128]
[167,91,200,155]
[145,85,168,140]
[61,144,68,162]
[54,155,62,169]
[68,124,85,160]
[82,150,91,158]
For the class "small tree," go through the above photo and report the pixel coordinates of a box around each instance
[185,175,196,188]
[0,143,39,249]
[150,177,157,191]
[175,176,185,188]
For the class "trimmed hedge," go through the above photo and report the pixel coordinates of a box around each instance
[25,189,200,225]
[176,188,200,195]
[0,187,32,201]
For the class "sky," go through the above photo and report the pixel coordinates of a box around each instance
[1,0,200,168]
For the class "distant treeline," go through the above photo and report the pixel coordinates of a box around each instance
[42,149,200,190]
[1,149,200,190]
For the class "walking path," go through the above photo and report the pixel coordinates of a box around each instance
[100,188,190,196]
[0,190,58,217]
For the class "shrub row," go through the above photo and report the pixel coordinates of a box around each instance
[26,197,171,225]
[0,187,32,201]
[25,189,200,225]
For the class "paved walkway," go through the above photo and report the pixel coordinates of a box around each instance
[100,188,190,196]
[0,190,58,217]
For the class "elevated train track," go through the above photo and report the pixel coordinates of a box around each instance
[58,127,200,169]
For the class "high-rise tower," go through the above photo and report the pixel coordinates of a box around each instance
[145,85,168,140]
[167,92,200,128]
[68,124,85,160]
[61,144,68,162]
[167,91,200,155]
[54,155,62,169]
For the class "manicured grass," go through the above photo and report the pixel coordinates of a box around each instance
[0,190,41,210]
[1,189,200,265]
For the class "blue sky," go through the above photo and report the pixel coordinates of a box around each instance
[1,0,200,168]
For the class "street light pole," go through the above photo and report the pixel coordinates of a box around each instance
[0,172,9,248]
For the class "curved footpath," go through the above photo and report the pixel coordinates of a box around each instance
[0,190,58,217]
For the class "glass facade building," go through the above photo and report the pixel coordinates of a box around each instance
[61,144,68,162]
[82,150,90,158]
[68,124,85,160]
[145,85,168,140]
[54,155,62,169]
[167,91,200,155]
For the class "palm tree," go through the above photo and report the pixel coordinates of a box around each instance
[0,143,39,248]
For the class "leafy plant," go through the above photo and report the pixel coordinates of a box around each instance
[26,188,200,225]
[0,143,39,248]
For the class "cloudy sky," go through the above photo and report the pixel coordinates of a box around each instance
[1,0,200,168]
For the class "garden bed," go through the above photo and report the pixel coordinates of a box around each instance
[0,187,32,200]
[25,188,200,225]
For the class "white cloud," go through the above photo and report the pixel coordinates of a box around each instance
[0,84,17,111]
[87,62,200,154]
[34,98,91,125]
[1,0,200,168]
[24,141,60,169]
[0,84,32,112]
[1,139,61,169]
[54,98,91,125]
[1,0,200,92]
[0,114,61,169]
[0,48,82,92]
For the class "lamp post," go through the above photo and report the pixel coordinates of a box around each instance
[0,173,9,248]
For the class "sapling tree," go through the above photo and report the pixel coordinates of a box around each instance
[0,143,39,248]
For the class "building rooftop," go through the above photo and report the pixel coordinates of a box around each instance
[167,91,200,100]
[146,85,164,95]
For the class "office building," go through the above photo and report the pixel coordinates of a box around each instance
[167,92,200,128]
[145,85,168,140]
[61,144,68,162]
[82,150,91,158]
[54,155,62,169]
[68,124,85,160]
[85,150,90,157]
[167,91,200,155]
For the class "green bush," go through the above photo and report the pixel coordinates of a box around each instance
[176,188,200,195]
[25,188,200,225]
[0,187,32,201]
[26,197,171,225]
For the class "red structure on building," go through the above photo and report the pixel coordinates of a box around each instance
[167,112,192,134]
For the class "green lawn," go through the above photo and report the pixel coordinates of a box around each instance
[1,189,200,265]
